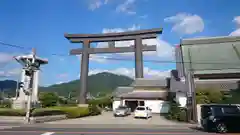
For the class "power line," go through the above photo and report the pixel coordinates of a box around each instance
[0,41,32,50]
[2,40,240,66]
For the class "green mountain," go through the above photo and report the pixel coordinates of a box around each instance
[0,80,17,98]
[40,72,134,97]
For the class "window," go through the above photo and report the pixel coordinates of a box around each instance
[223,106,240,114]
[213,107,223,116]
[201,106,211,118]
[136,107,145,111]
[118,106,127,109]
[139,101,145,106]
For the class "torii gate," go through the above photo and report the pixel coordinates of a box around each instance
[64,28,162,105]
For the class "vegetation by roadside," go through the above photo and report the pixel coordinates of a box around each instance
[0,105,101,118]
[165,88,233,123]
[165,101,187,122]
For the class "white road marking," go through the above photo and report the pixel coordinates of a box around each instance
[0,126,18,130]
[41,132,55,135]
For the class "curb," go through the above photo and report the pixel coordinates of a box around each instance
[0,115,67,124]
[34,124,198,129]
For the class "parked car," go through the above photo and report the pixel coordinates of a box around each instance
[113,106,131,117]
[201,104,240,133]
[134,106,152,119]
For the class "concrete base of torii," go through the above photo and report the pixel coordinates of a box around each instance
[77,104,89,107]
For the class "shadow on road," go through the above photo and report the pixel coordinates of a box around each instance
[189,126,204,132]
[189,126,240,133]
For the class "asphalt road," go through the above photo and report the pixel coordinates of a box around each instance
[0,124,216,135]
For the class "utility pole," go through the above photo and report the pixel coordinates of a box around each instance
[15,79,19,99]
[25,48,36,124]
[186,48,197,123]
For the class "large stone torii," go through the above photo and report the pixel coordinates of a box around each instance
[64,28,162,105]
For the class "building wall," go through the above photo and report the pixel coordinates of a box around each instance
[112,99,170,113]
[197,104,202,124]
[176,92,187,107]
[175,46,185,78]
[144,100,169,113]
[112,100,122,111]
[134,87,167,91]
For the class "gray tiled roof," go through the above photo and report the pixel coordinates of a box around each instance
[112,87,134,97]
[118,91,168,100]
[131,78,167,87]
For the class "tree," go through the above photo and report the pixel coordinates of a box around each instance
[87,96,112,108]
[196,88,224,104]
[39,92,59,107]
[221,90,240,104]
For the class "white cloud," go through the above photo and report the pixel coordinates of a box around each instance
[88,0,109,11]
[116,0,136,15]
[97,24,140,49]
[90,54,110,63]
[88,67,170,78]
[0,52,14,64]
[0,68,21,77]
[230,16,240,36]
[164,13,204,35]
[56,81,64,85]
[77,54,111,63]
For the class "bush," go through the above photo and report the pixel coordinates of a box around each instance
[87,97,112,108]
[0,109,25,116]
[60,107,90,118]
[0,100,12,108]
[177,108,187,122]
[165,101,187,122]
[88,104,101,116]
[39,92,59,107]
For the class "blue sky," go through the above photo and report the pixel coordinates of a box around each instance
[0,0,240,86]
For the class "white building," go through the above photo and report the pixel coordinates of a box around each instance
[113,78,173,114]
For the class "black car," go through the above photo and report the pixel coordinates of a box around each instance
[201,104,240,133]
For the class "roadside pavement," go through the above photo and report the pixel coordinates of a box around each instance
[0,125,207,135]
[0,122,24,130]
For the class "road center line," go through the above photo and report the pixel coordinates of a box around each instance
[41,132,55,135]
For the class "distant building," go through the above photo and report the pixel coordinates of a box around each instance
[112,78,170,113]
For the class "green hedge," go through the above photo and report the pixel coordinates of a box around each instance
[0,105,101,118]
[0,109,25,116]
[31,108,66,117]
